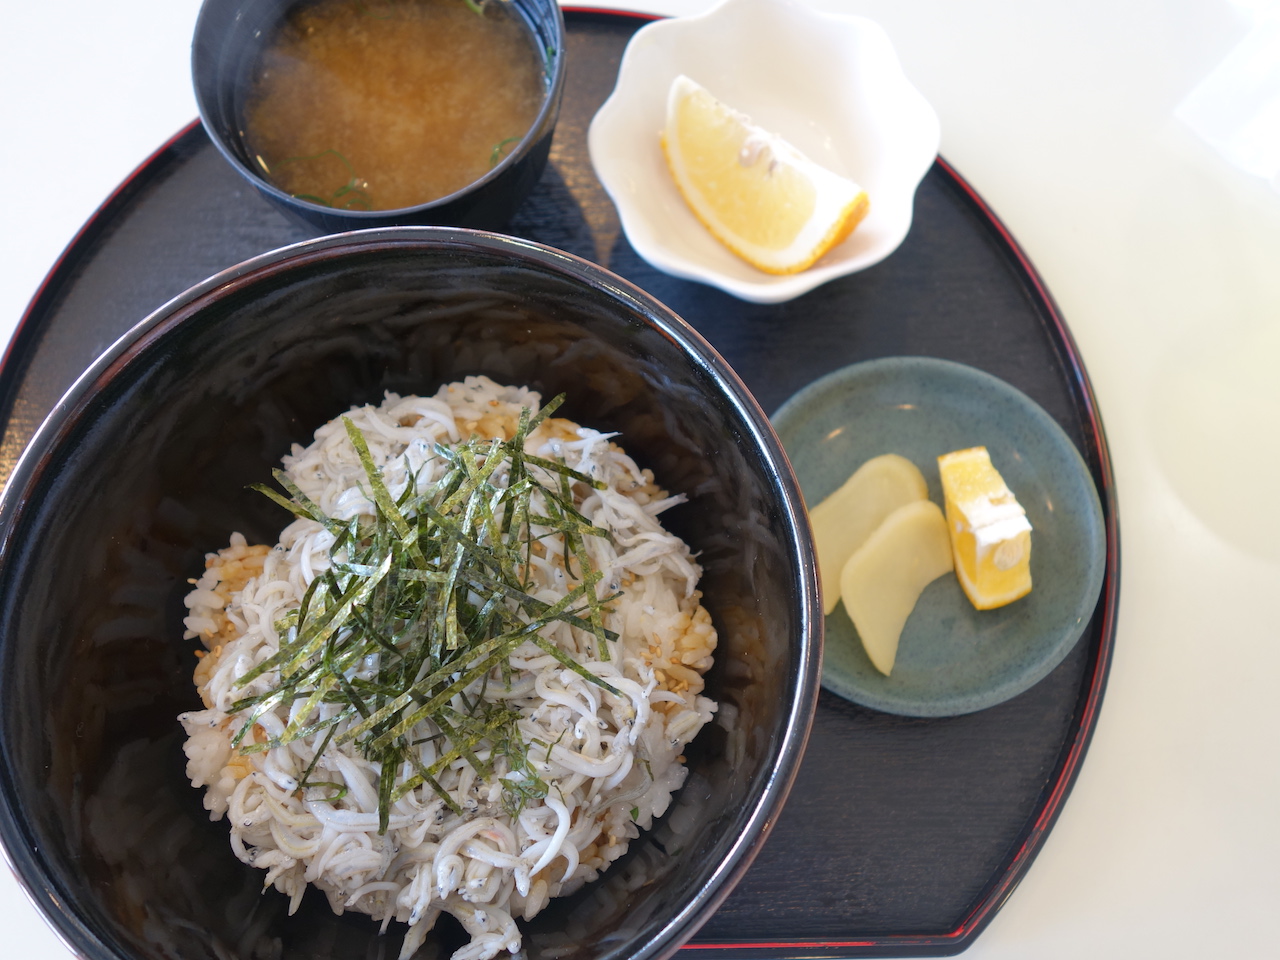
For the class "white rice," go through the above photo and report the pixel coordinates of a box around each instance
[178,376,718,960]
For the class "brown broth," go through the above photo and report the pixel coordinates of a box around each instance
[244,0,545,211]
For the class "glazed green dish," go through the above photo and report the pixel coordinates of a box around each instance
[774,356,1106,717]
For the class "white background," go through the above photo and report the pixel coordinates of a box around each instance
[2,1,1278,957]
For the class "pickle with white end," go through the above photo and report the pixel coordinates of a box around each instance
[937,446,1033,610]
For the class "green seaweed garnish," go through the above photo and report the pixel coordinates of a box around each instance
[274,149,373,210]
[355,0,398,18]
[489,136,522,167]
[231,397,621,833]
[463,0,517,16]
[304,782,350,803]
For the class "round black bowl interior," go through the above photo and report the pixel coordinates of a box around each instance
[192,0,566,232]
[0,229,820,960]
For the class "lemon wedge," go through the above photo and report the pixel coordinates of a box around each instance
[661,75,870,275]
[937,446,1033,610]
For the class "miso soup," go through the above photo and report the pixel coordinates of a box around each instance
[243,0,546,211]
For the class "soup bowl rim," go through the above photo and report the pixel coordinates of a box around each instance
[191,0,568,222]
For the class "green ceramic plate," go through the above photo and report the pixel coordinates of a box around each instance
[773,357,1106,716]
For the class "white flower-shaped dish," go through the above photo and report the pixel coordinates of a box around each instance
[588,0,941,304]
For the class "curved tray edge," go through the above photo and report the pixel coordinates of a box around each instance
[0,120,204,434]
[677,158,1121,959]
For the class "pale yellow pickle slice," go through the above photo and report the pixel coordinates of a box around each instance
[839,499,954,676]
[809,453,929,615]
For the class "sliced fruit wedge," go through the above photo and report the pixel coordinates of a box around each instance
[937,446,1033,610]
[661,75,870,275]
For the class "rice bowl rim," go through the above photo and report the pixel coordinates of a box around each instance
[0,226,822,960]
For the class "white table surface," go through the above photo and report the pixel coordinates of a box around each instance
[3,0,1278,957]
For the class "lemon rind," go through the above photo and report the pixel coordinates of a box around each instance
[951,553,1033,611]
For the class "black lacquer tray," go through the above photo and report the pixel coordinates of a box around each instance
[0,10,1119,958]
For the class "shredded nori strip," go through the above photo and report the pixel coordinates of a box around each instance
[231,397,621,832]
